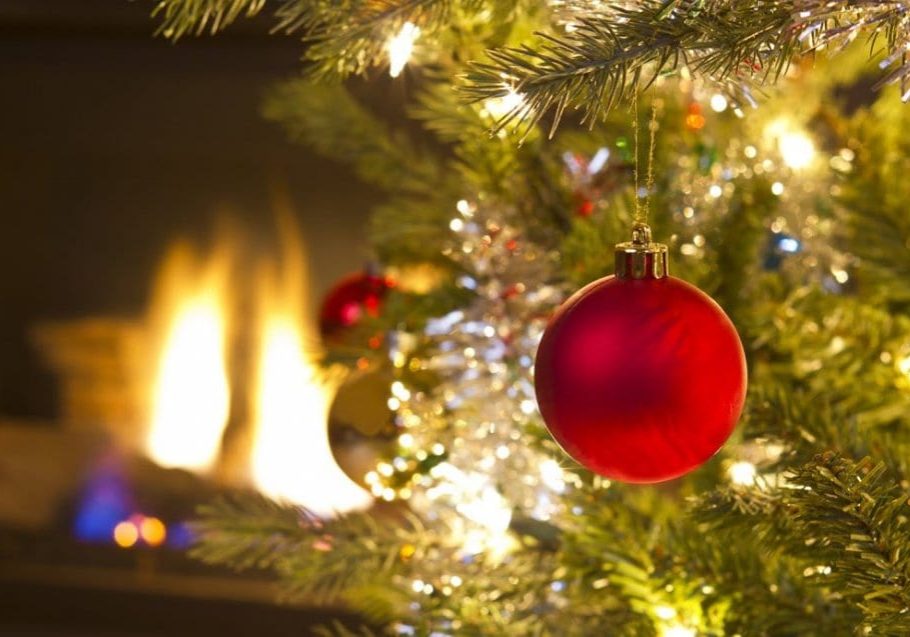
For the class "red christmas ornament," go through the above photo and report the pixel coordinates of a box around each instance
[534,224,747,483]
[319,271,393,339]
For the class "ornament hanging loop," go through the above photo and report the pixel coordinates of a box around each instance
[630,222,652,246]
[615,222,668,280]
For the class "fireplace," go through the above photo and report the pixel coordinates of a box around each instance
[0,216,378,635]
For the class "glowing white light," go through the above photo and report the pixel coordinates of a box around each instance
[898,355,910,378]
[662,626,696,637]
[387,22,420,78]
[539,459,566,493]
[655,605,677,621]
[483,88,526,120]
[779,131,815,169]
[728,460,757,485]
[710,94,728,112]
[708,184,723,198]
[391,381,411,401]
[458,485,512,533]
[588,147,610,174]
[766,120,816,169]
[771,181,785,195]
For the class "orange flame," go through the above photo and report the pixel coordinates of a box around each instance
[143,214,371,516]
[249,214,371,515]
[146,242,231,473]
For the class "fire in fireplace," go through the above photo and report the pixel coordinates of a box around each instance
[140,214,372,517]
[30,213,373,552]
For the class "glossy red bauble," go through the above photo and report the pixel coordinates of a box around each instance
[319,272,393,339]
[534,275,747,483]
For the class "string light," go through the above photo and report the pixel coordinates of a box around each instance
[766,119,816,169]
[387,22,420,78]
[779,131,815,169]
[139,516,167,547]
[654,605,677,621]
[662,625,697,637]
[897,354,910,379]
[710,94,728,112]
[728,460,757,485]
[113,520,139,548]
[483,88,526,120]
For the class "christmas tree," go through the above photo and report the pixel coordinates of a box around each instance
[150,1,910,635]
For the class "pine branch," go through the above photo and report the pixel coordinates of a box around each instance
[190,492,319,570]
[462,0,910,134]
[191,493,419,604]
[668,513,853,636]
[276,512,416,603]
[836,107,910,308]
[788,454,910,633]
[694,454,910,634]
[263,80,442,192]
[151,0,267,38]
[277,0,456,79]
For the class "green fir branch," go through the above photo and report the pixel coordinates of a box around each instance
[263,79,443,192]
[277,0,456,79]
[788,454,910,633]
[462,0,910,134]
[836,106,910,308]
[152,0,267,38]
[190,492,319,570]
[694,454,910,634]
[192,493,420,605]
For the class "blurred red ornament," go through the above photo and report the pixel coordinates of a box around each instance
[534,225,746,483]
[575,197,595,218]
[319,271,393,339]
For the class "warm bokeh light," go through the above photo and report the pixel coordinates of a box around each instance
[766,119,816,170]
[728,460,757,485]
[709,93,728,112]
[387,22,420,78]
[140,516,167,547]
[113,520,139,548]
[250,214,372,516]
[898,355,910,380]
[146,244,230,473]
[482,88,526,120]
[662,625,696,637]
[779,131,815,169]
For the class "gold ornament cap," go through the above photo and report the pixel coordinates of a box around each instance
[614,223,668,280]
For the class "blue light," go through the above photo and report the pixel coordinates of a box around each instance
[777,236,801,253]
[166,521,196,549]
[73,455,134,543]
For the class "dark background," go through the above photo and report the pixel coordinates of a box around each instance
[0,0,378,419]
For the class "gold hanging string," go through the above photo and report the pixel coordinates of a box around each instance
[644,100,659,225]
[631,90,642,225]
